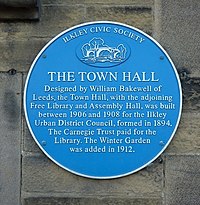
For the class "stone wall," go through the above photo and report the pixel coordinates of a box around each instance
[0,0,199,204]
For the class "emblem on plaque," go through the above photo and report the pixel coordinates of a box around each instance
[81,37,127,64]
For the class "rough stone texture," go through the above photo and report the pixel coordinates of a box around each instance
[165,112,200,154]
[0,5,85,39]
[23,116,42,153]
[154,0,200,77]
[22,196,161,205]
[0,0,38,7]
[0,5,85,72]
[22,73,41,153]
[22,153,162,197]
[0,7,40,20]
[86,6,153,34]
[0,0,41,20]
[43,0,153,7]
[165,155,200,205]
[0,73,22,205]
[180,75,200,111]
[0,39,49,72]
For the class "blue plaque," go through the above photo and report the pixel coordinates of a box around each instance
[24,22,182,179]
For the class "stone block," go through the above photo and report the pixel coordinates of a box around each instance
[22,196,161,205]
[42,0,153,7]
[85,6,153,34]
[0,73,22,205]
[22,73,42,153]
[165,155,200,205]
[180,76,200,111]
[22,153,162,197]
[0,39,49,72]
[84,0,153,6]
[0,0,38,7]
[0,0,41,20]
[0,5,85,39]
[154,0,200,77]
[165,112,200,154]
[0,7,40,20]
[23,116,42,153]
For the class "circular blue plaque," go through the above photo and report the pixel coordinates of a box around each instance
[24,22,182,179]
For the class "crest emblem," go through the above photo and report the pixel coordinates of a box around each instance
[78,37,128,67]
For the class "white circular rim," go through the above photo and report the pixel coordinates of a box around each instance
[24,21,182,179]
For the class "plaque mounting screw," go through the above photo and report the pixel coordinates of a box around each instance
[157,157,163,164]
[159,141,165,146]
[160,56,164,60]
[8,69,17,75]
[42,54,47,59]
[41,141,47,146]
